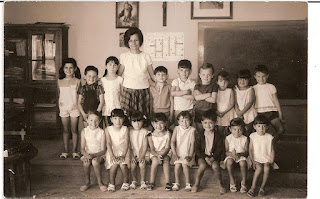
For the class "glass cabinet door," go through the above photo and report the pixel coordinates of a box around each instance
[31,33,56,80]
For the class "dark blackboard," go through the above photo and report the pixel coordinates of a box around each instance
[199,21,307,99]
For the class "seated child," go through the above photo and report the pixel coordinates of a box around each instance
[79,111,107,192]
[171,111,195,192]
[105,109,130,192]
[216,71,235,136]
[147,113,172,191]
[193,63,219,132]
[171,59,196,123]
[234,69,257,136]
[247,115,276,197]
[192,110,226,193]
[150,66,174,125]
[224,118,249,193]
[78,65,104,127]
[129,111,149,190]
[253,65,284,142]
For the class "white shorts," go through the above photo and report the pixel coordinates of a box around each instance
[59,109,80,118]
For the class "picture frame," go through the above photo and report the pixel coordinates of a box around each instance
[116,1,139,28]
[191,1,233,19]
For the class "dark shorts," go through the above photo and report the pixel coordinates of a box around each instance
[258,111,279,123]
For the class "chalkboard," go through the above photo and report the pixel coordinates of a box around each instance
[198,21,307,99]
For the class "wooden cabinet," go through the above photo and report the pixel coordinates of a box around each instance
[4,23,69,137]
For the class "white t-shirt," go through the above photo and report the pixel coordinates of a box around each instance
[171,77,196,111]
[250,132,273,163]
[253,83,278,113]
[83,127,104,154]
[120,51,152,89]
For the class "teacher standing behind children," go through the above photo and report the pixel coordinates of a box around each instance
[118,27,156,117]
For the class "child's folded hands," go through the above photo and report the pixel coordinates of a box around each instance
[185,156,192,162]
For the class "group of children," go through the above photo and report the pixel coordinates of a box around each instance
[57,27,285,197]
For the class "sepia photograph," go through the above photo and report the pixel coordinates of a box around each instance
[2,1,310,198]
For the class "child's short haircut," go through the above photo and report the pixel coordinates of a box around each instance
[87,110,102,120]
[154,66,168,75]
[237,69,251,79]
[104,56,119,77]
[59,58,81,80]
[130,111,146,123]
[217,71,230,82]
[201,109,217,122]
[199,63,215,74]
[151,113,168,122]
[111,108,125,118]
[85,65,99,75]
[178,59,192,69]
[124,27,144,48]
[177,111,192,123]
[253,115,269,125]
[229,118,246,132]
[254,65,269,75]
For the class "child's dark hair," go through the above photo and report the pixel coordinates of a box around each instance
[111,108,125,118]
[177,111,192,124]
[87,110,102,120]
[237,69,251,79]
[130,111,146,123]
[253,115,269,125]
[151,113,168,122]
[154,66,168,75]
[254,65,269,75]
[199,63,215,74]
[85,65,99,75]
[201,109,217,122]
[59,58,81,79]
[124,27,143,48]
[229,118,246,132]
[103,56,119,77]
[178,59,192,69]
[217,71,230,82]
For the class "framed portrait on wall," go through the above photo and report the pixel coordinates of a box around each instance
[116,1,139,28]
[191,1,233,19]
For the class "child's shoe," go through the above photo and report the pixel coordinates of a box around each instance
[172,183,180,191]
[191,185,198,193]
[107,183,115,192]
[240,184,247,193]
[219,186,226,194]
[80,184,90,192]
[140,181,147,190]
[130,181,138,190]
[165,183,172,191]
[258,188,265,196]
[185,183,192,192]
[147,182,154,191]
[230,184,237,192]
[121,183,130,191]
[99,185,107,192]
[247,188,255,197]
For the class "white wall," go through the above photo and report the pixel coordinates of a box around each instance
[4,1,307,79]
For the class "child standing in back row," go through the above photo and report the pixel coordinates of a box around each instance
[101,56,123,126]
[171,60,196,123]
[253,65,284,143]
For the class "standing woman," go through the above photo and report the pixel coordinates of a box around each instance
[118,27,156,117]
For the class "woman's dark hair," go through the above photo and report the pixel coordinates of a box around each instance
[59,58,81,79]
[110,108,126,118]
[103,56,120,77]
[201,109,217,123]
[124,27,144,48]
[229,118,246,132]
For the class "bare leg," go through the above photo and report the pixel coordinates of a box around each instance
[250,162,263,191]
[92,158,104,186]
[83,161,91,185]
[70,117,79,153]
[104,117,109,127]
[61,117,70,153]
[120,164,129,183]
[226,158,235,185]
[149,157,159,184]
[270,118,284,143]
[139,162,146,183]
[193,158,207,187]
[163,156,170,184]
[182,164,190,184]
[260,163,271,190]
[211,161,224,187]
[130,162,137,182]
[109,164,119,185]
[174,163,182,184]
[239,160,247,186]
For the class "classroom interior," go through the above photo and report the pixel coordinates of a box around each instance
[3,1,307,198]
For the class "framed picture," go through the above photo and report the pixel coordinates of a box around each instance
[191,1,233,19]
[119,32,125,47]
[116,1,139,28]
